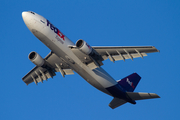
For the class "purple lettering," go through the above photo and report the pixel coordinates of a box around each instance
[54,28,58,34]
[47,20,50,26]
[50,24,54,30]
[46,20,65,41]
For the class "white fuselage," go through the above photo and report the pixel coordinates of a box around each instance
[22,11,118,96]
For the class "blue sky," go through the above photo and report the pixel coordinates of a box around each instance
[1,0,180,120]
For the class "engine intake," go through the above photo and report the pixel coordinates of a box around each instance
[76,39,94,55]
[29,51,45,67]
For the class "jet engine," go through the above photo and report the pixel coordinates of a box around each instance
[29,51,45,67]
[76,39,94,56]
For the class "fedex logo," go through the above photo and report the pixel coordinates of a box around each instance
[47,20,65,40]
[127,78,135,89]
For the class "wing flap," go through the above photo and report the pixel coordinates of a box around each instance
[63,69,74,75]
[112,53,147,61]
[22,66,56,85]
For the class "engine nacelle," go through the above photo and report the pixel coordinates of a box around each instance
[28,51,45,67]
[76,39,94,55]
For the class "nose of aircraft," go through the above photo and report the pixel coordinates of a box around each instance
[22,11,27,19]
[22,11,46,32]
[22,11,30,23]
[22,11,33,30]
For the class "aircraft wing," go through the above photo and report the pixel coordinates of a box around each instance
[22,51,74,85]
[92,46,159,62]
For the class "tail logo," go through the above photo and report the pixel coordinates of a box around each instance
[127,78,135,89]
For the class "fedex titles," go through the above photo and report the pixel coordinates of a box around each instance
[47,20,65,40]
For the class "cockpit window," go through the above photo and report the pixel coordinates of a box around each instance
[29,11,35,15]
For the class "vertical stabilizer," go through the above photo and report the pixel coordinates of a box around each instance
[117,73,141,92]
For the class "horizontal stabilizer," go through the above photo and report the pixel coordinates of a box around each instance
[109,98,127,109]
[126,92,160,101]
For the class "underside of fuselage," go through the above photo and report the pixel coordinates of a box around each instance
[31,29,114,96]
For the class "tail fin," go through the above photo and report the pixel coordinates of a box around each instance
[126,92,160,100]
[117,73,141,92]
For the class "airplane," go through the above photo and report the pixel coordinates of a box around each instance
[22,11,160,109]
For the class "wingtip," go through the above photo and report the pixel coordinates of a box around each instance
[108,104,115,109]
[149,93,160,98]
[157,95,160,98]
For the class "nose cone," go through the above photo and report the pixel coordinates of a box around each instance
[22,11,27,19]
[22,11,26,17]
[22,11,33,30]
[22,11,45,33]
[22,11,29,23]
